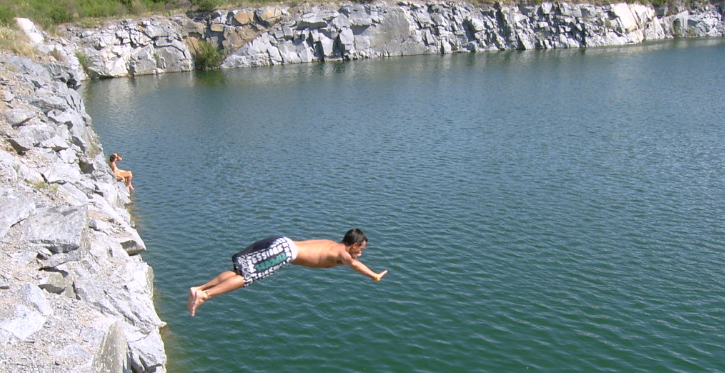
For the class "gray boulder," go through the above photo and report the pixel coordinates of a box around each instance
[0,188,35,239]
[17,204,89,254]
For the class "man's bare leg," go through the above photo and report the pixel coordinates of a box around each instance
[188,271,246,316]
[192,271,238,292]
[188,271,238,315]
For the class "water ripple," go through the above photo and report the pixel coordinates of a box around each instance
[82,40,725,373]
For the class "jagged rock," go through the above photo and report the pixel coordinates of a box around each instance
[17,204,88,256]
[92,321,130,372]
[1,91,14,102]
[4,54,52,78]
[14,121,69,150]
[4,108,36,127]
[57,183,89,207]
[0,150,22,184]
[0,304,48,340]
[256,6,286,26]
[0,284,51,341]
[127,326,167,373]
[15,18,44,44]
[0,188,35,239]
[7,132,33,153]
[38,269,76,297]
[18,283,53,315]
[89,194,146,255]
[234,11,256,25]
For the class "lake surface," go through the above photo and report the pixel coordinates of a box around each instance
[83,38,725,372]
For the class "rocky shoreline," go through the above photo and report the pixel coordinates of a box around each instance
[0,53,165,371]
[1,1,723,372]
[20,0,725,79]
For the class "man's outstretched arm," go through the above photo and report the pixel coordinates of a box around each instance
[341,252,389,281]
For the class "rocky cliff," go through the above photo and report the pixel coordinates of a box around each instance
[221,1,724,67]
[0,52,166,371]
[32,1,725,77]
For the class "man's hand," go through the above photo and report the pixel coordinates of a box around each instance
[374,270,389,282]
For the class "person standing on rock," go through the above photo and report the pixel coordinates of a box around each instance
[187,228,388,316]
[109,153,134,191]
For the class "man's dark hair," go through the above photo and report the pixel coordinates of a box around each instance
[342,228,367,246]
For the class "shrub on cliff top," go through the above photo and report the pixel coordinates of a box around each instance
[192,0,221,11]
[0,0,179,28]
[193,40,224,70]
[0,5,13,26]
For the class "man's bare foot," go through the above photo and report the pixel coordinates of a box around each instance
[189,288,210,317]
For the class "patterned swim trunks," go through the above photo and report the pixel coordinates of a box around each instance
[232,236,298,287]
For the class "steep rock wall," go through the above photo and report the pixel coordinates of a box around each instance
[0,52,166,372]
[221,1,724,67]
[29,1,725,77]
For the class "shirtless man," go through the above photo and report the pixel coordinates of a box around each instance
[187,228,388,316]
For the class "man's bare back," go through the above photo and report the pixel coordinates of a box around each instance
[292,239,348,268]
[292,238,383,279]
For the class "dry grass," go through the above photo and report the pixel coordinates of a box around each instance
[0,25,37,58]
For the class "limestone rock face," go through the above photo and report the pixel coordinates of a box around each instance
[221,2,725,68]
[65,18,194,78]
[20,2,722,77]
[0,51,166,372]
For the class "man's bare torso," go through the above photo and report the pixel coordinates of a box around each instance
[291,239,345,268]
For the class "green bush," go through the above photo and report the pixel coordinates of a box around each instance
[1,0,183,28]
[49,4,73,24]
[194,40,224,70]
[75,51,89,72]
[0,5,13,26]
[192,0,221,11]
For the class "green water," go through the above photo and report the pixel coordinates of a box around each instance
[83,39,725,372]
